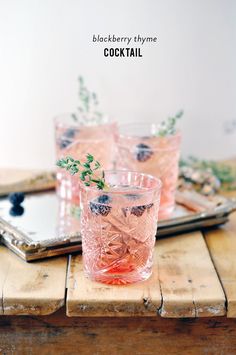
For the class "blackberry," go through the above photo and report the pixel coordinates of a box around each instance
[97,195,111,204]
[59,138,71,149]
[90,195,112,216]
[131,205,146,217]
[8,192,25,206]
[64,128,76,139]
[90,203,111,216]
[9,205,24,217]
[131,203,154,217]
[58,128,76,149]
[135,143,153,162]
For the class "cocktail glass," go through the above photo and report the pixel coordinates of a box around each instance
[117,123,181,219]
[54,114,117,202]
[80,170,162,285]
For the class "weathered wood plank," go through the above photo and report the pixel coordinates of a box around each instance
[1,309,236,355]
[67,247,162,317]
[204,183,236,318]
[0,168,55,195]
[156,232,226,317]
[67,231,226,318]
[0,245,67,315]
[205,211,236,317]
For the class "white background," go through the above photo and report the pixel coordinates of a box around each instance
[0,0,235,169]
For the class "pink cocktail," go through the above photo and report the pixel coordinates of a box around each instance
[117,123,181,219]
[80,171,162,285]
[55,114,117,202]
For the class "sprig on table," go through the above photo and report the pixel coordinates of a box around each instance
[71,76,104,125]
[157,110,184,136]
[56,153,109,190]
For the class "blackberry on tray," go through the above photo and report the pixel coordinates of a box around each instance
[8,192,25,206]
[9,205,24,217]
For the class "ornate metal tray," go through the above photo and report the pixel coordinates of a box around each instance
[0,190,235,261]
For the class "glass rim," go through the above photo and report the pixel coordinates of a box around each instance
[59,136,112,144]
[54,112,113,127]
[79,170,162,195]
[118,122,181,152]
[118,122,181,139]
[116,141,180,152]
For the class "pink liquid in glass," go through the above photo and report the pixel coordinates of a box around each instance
[117,124,181,220]
[80,171,161,285]
[54,115,117,203]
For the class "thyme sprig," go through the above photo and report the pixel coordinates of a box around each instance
[56,153,109,190]
[71,76,104,125]
[157,110,184,136]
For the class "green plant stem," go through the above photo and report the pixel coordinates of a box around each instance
[56,154,109,190]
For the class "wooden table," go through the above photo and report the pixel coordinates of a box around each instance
[0,192,236,354]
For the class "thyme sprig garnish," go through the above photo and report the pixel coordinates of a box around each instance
[157,110,184,136]
[56,153,109,190]
[71,76,104,125]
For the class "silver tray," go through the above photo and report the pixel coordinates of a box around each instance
[0,190,235,261]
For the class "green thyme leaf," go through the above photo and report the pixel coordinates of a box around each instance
[157,110,184,137]
[83,162,91,169]
[94,161,100,170]
[87,153,94,163]
[56,153,109,190]
[71,76,104,125]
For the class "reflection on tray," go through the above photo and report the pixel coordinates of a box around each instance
[57,198,81,239]
[158,190,236,236]
[0,190,235,261]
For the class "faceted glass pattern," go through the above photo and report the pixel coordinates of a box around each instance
[117,123,181,219]
[54,114,117,202]
[80,171,162,285]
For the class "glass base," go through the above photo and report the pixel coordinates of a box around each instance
[85,267,152,285]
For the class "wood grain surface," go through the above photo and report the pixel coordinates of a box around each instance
[0,168,55,195]
[0,245,67,315]
[205,213,236,318]
[204,188,236,318]
[67,232,226,317]
[0,309,236,355]
[156,231,226,317]
[0,165,235,319]
[67,247,162,317]
[0,165,236,354]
